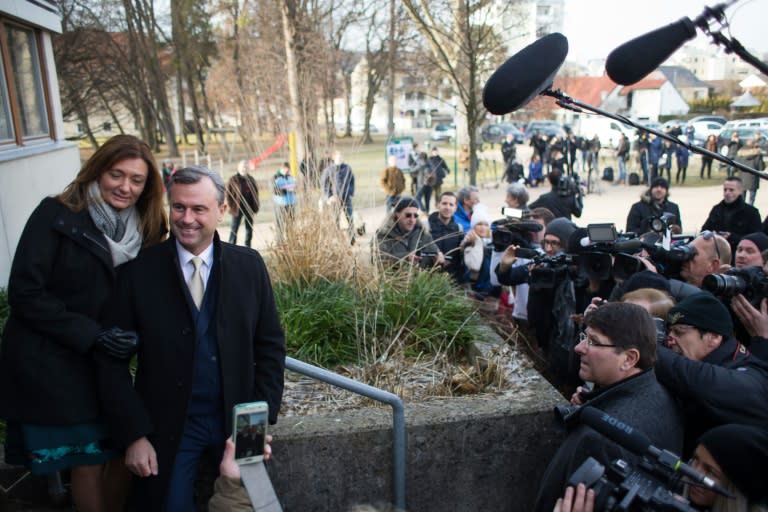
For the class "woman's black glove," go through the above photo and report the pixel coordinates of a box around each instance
[94,327,139,359]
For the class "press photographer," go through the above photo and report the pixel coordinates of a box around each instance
[529,170,583,221]
[534,302,684,512]
[625,177,682,236]
[656,293,768,455]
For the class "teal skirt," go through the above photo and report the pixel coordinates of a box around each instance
[4,421,119,474]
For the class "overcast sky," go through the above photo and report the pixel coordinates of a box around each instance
[562,0,765,64]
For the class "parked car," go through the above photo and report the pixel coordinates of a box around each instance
[688,121,723,145]
[481,122,524,144]
[431,123,456,141]
[688,115,727,126]
[524,120,565,140]
[717,127,768,154]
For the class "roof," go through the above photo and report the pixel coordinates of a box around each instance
[551,75,620,106]
[618,78,667,96]
[658,66,710,89]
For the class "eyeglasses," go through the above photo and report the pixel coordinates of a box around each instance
[402,213,419,219]
[700,230,721,261]
[542,239,561,248]
[578,331,617,349]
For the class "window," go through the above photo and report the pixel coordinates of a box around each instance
[0,19,53,148]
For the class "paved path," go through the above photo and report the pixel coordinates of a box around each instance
[224,174,767,253]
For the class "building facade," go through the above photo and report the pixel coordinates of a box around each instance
[0,1,80,285]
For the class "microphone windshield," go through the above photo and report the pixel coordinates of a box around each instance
[483,33,569,115]
[606,18,697,85]
[579,406,652,455]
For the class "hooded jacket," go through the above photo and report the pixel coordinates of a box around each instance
[625,190,681,234]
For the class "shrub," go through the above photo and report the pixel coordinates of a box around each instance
[267,192,485,369]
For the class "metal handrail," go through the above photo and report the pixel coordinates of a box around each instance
[285,356,406,511]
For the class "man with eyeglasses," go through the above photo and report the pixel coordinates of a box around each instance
[701,176,762,263]
[680,230,731,288]
[534,302,683,512]
[374,196,445,268]
[656,292,768,455]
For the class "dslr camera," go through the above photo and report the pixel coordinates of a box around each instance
[490,207,543,252]
[702,266,768,308]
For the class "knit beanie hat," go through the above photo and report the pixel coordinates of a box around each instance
[622,270,672,295]
[667,292,733,337]
[471,204,491,228]
[650,177,669,190]
[393,196,419,212]
[698,424,768,502]
[740,232,768,253]
[545,218,578,250]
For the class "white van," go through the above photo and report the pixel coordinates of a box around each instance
[721,118,768,131]
[575,116,634,148]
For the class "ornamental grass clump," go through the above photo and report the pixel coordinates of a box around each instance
[267,191,485,370]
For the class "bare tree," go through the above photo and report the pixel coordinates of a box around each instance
[401,0,523,184]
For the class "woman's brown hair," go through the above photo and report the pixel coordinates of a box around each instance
[58,134,168,246]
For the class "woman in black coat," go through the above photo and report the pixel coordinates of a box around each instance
[0,135,167,511]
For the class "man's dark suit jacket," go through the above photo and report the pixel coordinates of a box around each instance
[102,234,285,509]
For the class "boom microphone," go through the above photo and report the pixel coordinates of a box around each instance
[483,33,568,115]
[605,18,696,85]
[580,406,732,497]
[606,2,737,86]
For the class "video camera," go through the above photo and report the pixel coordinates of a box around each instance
[574,224,696,281]
[490,207,543,252]
[564,406,729,512]
[702,265,768,308]
[568,457,696,511]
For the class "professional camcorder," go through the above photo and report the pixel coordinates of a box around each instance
[568,456,697,511]
[702,266,768,308]
[490,207,543,252]
[564,407,729,512]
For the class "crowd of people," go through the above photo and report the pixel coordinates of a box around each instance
[372,142,768,511]
[2,131,768,511]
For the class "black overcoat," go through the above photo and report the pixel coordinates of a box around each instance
[101,235,285,509]
[0,197,114,424]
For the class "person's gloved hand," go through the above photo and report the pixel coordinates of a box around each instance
[94,327,139,359]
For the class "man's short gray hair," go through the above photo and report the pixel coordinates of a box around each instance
[167,165,226,205]
[457,186,479,205]
[506,183,529,207]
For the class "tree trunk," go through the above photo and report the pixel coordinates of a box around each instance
[280,0,306,164]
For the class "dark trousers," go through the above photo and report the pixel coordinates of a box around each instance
[229,209,254,247]
[164,413,225,512]
[415,185,433,212]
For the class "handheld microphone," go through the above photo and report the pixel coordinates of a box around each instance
[483,33,568,115]
[579,406,732,497]
[605,2,737,85]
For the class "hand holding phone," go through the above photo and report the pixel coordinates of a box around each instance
[233,401,269,465]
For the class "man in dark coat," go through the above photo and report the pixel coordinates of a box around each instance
[534,303,683,512]
[225,160,260,247]
[102,166,285,511]
[529,171,582,220]
[702,176,762,263]
[625,177,681,235]
[428,191,463,279]
[658,292,768,455]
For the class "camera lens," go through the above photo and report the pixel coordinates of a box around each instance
[702,273,747,297]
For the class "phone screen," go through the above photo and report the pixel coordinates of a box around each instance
[234,407,268,462]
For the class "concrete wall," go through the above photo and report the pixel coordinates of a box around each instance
[268,383,565,511]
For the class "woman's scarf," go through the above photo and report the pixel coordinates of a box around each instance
[87,181,143,267]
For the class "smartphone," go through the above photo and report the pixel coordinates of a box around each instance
[233,401,269,465]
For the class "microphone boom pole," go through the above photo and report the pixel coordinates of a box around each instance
[539,88,768,182]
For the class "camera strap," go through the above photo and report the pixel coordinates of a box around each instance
[240,462,283,511]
